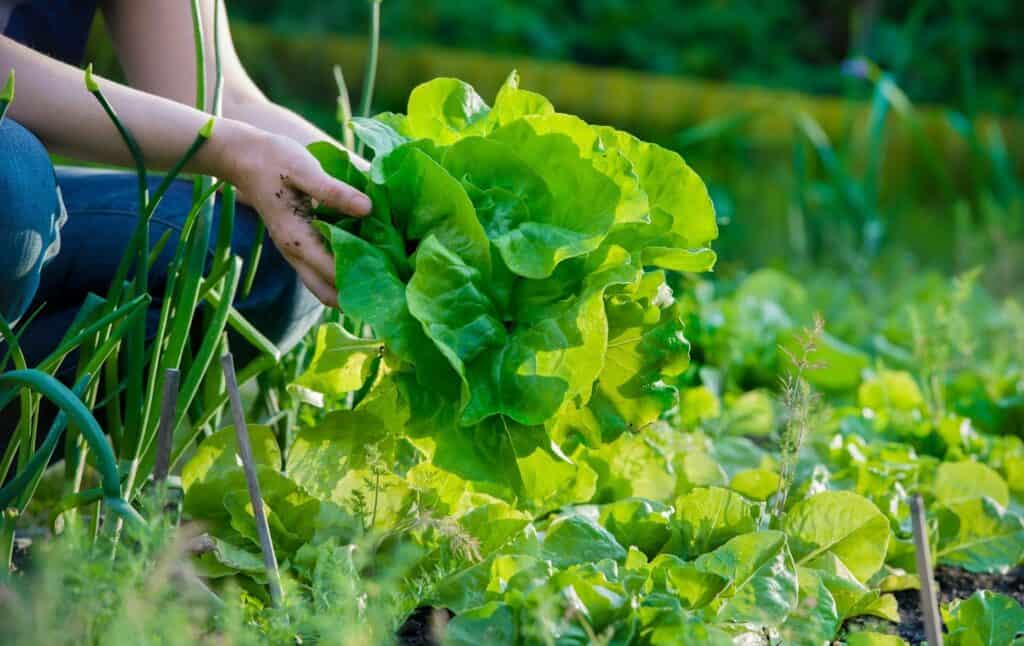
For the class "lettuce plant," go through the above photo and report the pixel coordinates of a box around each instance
[300,72,717,507]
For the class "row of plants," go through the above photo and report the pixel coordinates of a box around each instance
[5,261,1023,643]
[168,78,1022,643]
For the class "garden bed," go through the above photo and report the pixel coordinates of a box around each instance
[893,567,1024,644]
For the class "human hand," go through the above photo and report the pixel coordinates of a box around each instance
[219,125,371,307]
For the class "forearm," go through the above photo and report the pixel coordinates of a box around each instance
[98,0,362,170]
[223,88,368,171]
[224,91,331,147]
[0,36,251,182]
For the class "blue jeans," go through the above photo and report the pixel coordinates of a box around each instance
[0,118,322,370]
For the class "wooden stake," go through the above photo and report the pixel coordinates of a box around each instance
[910,494,943,646]
[220,353,283,607]
[153,368,180,484]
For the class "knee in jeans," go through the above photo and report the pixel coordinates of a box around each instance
[0,119,61,320]
[0,119,60,236]
[0,119,57,219]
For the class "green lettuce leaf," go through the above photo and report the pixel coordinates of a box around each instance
[443,602,518,645]
[694,530,798,628]
[541,512,627,568]
[779,567,841,645]
[181,424,281,524]
[380,144,492,275]
[576,429,676,503]
[421,415,596,512]
[812,552,899,623]
[729,469,781,501]
[290,323,384,405]
[598,498,672,557]
[673,486,761,558]
[783,491,891,583]
[490,70,554,126]
[943,590,1024,646]
[221,469,326,553]
[405,77,491,144]
[592,125,718,250]
[350,116,409,161]
[456,502,533,557]
[317,221,457,395]
[436,247,630,426]
[285,407,411,529]
[935,460,1010,507]
[643,246,717,272]
[576,273,691,441]
[491,112,650,228]
[935,497,1024,573]
[438,133,619,279]
[846,633,907,646]
[545,562,631,631]
[647,553,726,609]
[642,610,735,645]
[194,536,268,582]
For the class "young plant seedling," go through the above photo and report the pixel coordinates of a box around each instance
[773,315,825,518]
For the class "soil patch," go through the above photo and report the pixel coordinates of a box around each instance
[397,606,454,646]
[893,566,1024,644]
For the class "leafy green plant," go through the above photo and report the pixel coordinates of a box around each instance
[296,71,718,502]
[942,590,1024,645]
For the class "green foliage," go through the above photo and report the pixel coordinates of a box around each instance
[942,590,1024,646]
[846,632,907,646]
[234,1,1024,115]
[784,490,891,582]
[0,69,13,123]
[309,73,716,487]
[291,323,384,406]
[160,241,1024,643]
[8,30,1023,641]
[694,530,797,627]
[673,486,760,557]
[935,498,1024,574]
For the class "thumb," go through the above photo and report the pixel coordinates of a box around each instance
[289,155,372,217]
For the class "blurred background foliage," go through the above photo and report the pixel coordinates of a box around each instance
[231,0,1023,115]
[89,1,1024,291]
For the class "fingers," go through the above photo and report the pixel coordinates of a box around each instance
[294,262,339,308]
[265,211,339,307]
[289,157,372,217]
[349,152,372,173]
[284,219,335,284]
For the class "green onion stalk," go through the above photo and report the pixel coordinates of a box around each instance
[0,69,14,124]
